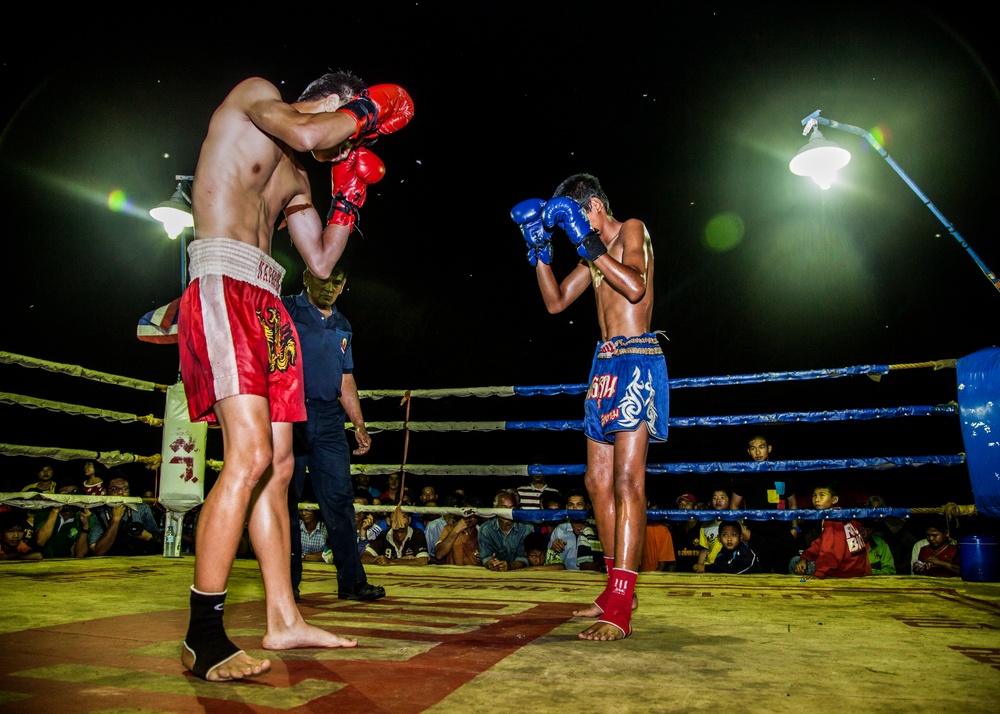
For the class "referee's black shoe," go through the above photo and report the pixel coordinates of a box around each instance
[338,582,386,601]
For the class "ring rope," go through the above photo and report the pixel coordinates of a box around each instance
[338,454,965,478]
[0,351,955,403]
[0,351,169,392]
[0,392,164,427]
[357,359,957,399]
[0,443,161,469]
[355,404,957,434]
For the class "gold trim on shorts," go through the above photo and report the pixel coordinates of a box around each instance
[597,335,663,359]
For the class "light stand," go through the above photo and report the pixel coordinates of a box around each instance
[789,110,999,294]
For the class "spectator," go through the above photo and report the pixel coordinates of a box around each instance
[791,482,870,579]
[524,531,565,570]
[867,530,897,575]
[694,520,762,574]
[640,496,676,572]
[516,473,558,511]
[22,465,57,494]
[419,484,438,506]
[696,487,743,568]
[379,472,403,504]
[547,489,598,571]
[0,510,41,560]
[87,476,162,556]
[362,511,429,567]
[670,492,701,572]
[32,484,90,559]
[479,489,532,571]
[81,460,106,496]
[368,490,425,545]
[537,489,564,538]
[732,435,800,511]
[142,489,166,533]
[913,522,961,577]
[353,491,377,558]
[424,493,454,562]
[728,436,803,572]
[298,507,329,563]
[355,473,381,504]
[434,497,481,566]
[865,494,918,574]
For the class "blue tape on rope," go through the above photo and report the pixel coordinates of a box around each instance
[512,365,893,397]
[645,455,964,474]
[504,406,956,432]
[510,507,912,523]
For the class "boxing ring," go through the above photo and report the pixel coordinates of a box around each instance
[1,347,998,533]
[2,347,1000,713]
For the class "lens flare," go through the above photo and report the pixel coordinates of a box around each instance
[703,211,745,252]
[107,189,130,213]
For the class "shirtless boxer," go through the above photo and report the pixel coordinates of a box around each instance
[178,71,412,681]
[512,173,668,641]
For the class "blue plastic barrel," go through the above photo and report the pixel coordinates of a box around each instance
[959,535,998,582]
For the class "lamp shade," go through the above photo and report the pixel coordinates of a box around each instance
[150,182,194,239]
[789,128,851,190]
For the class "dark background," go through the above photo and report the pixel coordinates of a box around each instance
[1,4,996,512]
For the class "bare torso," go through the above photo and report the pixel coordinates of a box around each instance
[590,218,654,340]
[191,78,312,254]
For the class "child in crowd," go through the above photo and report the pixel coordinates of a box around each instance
[0,510,41,560]
[913,522,961,577]
[867,531,897,575]
[693,521,761,574]
[524,532,565,570]
[696,487,747,567]
[791,483,870,579]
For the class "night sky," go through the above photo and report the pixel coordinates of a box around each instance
[1,5,997,507]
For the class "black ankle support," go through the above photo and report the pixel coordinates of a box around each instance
[184,587,242,680]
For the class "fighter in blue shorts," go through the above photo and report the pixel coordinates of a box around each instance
[584,334,670,443]
[513,173,668,641]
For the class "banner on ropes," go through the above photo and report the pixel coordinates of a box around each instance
[957,346,1000,519]
[158,381,205,513]
[137,298,180,344]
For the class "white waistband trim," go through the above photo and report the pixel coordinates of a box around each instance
[187,237,285,295]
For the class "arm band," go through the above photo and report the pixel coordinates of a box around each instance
[284,203,314,219]
[278,202,314,230]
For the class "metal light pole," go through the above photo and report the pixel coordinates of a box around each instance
[148,175,202,557]
[789,110,1000,294]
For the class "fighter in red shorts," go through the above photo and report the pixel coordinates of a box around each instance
[512,173,667,640]
[178,71,412,681]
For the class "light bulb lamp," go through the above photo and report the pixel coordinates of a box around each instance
[790,110,999,294]
[149,175,194,291]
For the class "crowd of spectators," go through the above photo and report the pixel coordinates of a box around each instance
[0,448,981,580]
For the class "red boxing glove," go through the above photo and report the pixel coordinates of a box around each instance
[326,146,386,232]
[336,84,414,140]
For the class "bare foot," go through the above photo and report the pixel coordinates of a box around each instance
[578,621,629,641]
[181,643,270,681]
[261,621,358,651]
[573,594,639,618]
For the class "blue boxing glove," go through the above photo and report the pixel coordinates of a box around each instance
[542,196,607,261]
[511,198,553,266]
